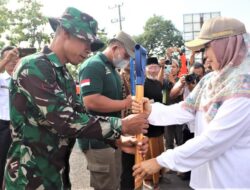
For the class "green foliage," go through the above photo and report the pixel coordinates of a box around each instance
[134,15,184,57]
[0,41,5,49]
[1,0,50,49]
[9,0,50,48]
[66,64,80,82]
[0,0,11,33]
[97,28,108,50]
[0,0,10,48]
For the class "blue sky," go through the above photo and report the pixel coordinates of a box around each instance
[9,0,250,37]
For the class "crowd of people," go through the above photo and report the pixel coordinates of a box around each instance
[0,6,250,190]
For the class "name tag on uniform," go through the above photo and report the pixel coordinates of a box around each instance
[0,85,9,89]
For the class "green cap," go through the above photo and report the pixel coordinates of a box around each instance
[48,7,104,51]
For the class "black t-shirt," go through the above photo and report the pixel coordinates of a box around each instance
[144,78,164,137]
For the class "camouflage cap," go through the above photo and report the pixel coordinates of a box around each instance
[48,7,104,51]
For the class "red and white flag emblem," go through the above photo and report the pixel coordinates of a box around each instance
[80,79,91,87]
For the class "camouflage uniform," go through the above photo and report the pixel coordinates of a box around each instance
[4,7,120,189]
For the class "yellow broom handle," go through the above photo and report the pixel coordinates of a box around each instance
[134,85,144,189]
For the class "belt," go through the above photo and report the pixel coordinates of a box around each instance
[0,119,10,125]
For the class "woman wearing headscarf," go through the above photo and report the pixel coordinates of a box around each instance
[132,17,250,189]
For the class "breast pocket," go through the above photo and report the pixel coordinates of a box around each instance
[0,86,9,96]
[0,86,10,107]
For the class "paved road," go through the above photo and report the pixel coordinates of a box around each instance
[69,145,192,190]
[69,145,93,190]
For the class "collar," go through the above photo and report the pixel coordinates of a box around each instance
[98,52,115,68]
[0,71,11,80]
[42,46,63,67]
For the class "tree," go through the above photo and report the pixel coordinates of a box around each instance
[134,15,184,57]
[0,0,11,49]
[6,0,50,48]
[97,28,108,50]
[0,0,10,32]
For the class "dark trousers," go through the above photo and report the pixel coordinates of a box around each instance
[164,124,183,149]
[0,120,12,189]
[120,151,135,190]
[182,125,194,143]
[62,138,76,190]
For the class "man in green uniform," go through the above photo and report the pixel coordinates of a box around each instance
[78,31,135,190]
[4,7,148,190]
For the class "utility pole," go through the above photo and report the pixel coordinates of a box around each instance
[110,3,125,31]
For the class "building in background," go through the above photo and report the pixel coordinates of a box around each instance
[183,12,221,62]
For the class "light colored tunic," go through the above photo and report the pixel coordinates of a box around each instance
[149,98,250,189]
[0,71,11,121]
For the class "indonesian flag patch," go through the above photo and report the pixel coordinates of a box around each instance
[80,79,91,87]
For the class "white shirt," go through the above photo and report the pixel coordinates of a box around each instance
[148,98,250,189]
[0,71,11,120]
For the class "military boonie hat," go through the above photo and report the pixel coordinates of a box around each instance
[185,17,246,51]
[48,7,104,52]
[112,31,136,58]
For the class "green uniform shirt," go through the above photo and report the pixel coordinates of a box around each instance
[78,52,122,150]
[5,47,122,189]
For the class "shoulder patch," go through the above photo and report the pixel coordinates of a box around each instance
[80,79,91,87]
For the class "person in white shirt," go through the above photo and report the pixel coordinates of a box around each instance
[132,17,250,189]
[0,46,19,187]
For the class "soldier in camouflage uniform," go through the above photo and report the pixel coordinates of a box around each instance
[4,7,148,190]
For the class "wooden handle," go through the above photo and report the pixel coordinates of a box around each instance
[134,85,144,189]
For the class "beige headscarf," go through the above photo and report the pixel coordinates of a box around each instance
[182,33,250,122]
